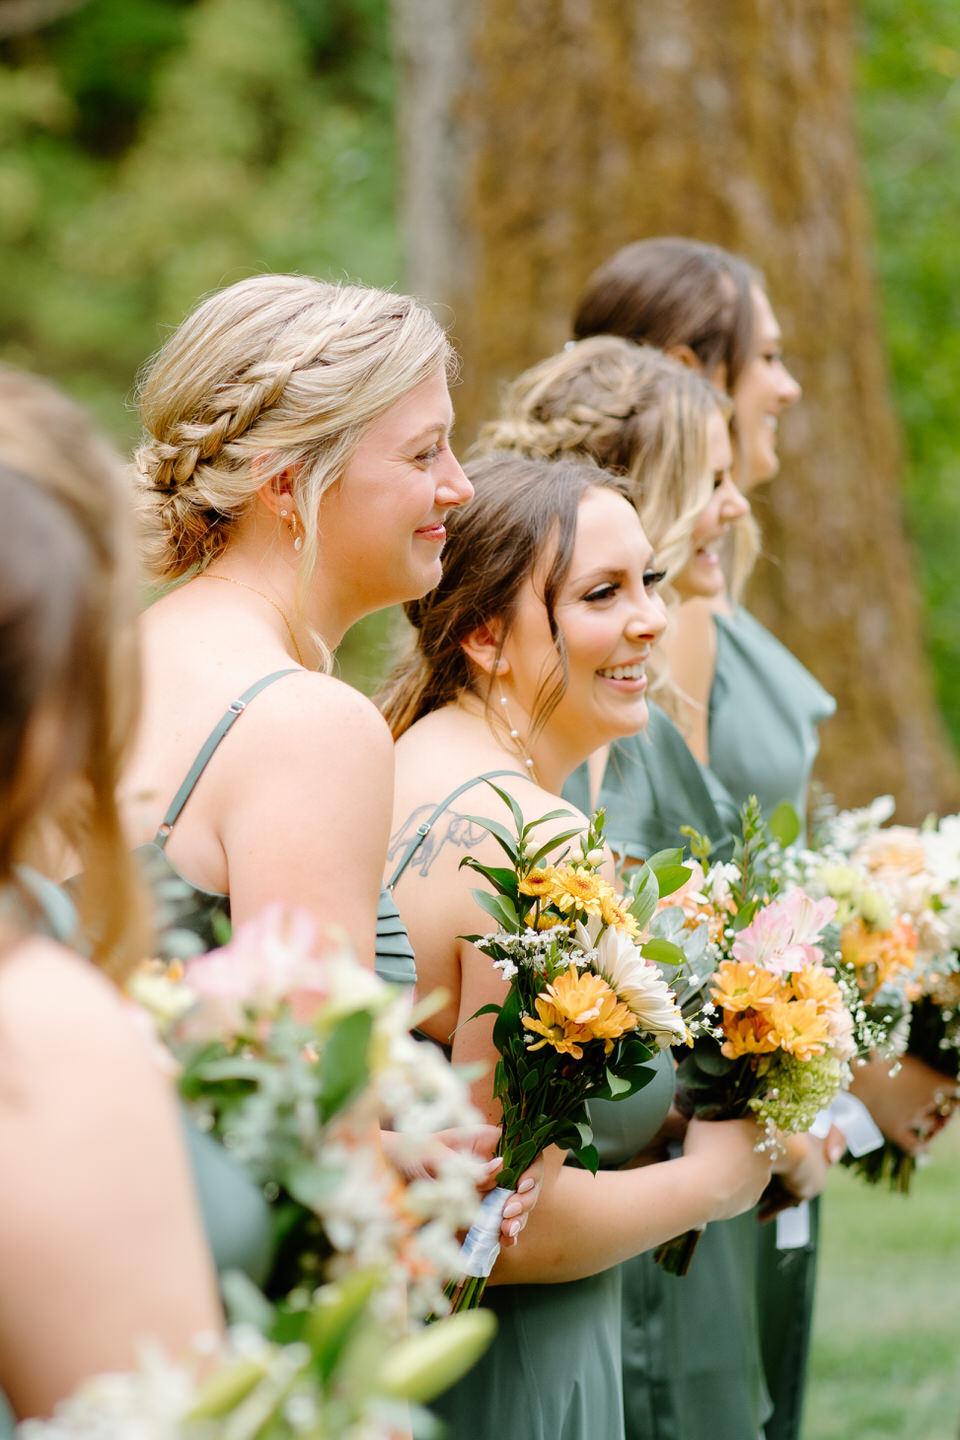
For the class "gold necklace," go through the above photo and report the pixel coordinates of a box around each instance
[200,573,305,667]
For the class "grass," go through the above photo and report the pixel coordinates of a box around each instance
[803,1123,960,1439]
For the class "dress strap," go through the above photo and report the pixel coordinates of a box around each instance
[153,669,300,849]
[387,769,526,890]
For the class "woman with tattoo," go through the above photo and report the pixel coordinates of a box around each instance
[379,452,771,1440]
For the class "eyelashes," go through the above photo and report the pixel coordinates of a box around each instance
[583,571,666,602]
[644,569,667,589]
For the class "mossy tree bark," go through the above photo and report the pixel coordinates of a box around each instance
[394,0,960,817]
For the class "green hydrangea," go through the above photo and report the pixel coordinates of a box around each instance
[750,1051,846,1134]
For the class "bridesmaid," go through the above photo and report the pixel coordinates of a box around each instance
[572,237,836,1440]
[125,273,536,1239]
[0,371,223,1426]
[474,335,744,860]
[379,452,770,1440]
[475,336,783,1440]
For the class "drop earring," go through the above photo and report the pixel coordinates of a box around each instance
[290,511,303,553]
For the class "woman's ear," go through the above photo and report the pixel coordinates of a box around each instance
[461,620,508,679]
[252,455,297,519]
[664,343,703,373]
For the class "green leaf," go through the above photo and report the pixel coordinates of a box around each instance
[574,1142,599,1175]
[653,864,693,898]
[471,888,521,931]
[732,901,759,932]
[526,826,591,869]
[481,779,526,837]
[768,800,801,849]
[305,1271,382,1382]
[320,1009,373,1120]
[604,1067,632,1097]
[461,814,520,865]
[646,848,684,870]
[458,857,519,894]
[379,1311,497,1402]
[640,937,686,967]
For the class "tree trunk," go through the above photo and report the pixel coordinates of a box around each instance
[394,0,960,818]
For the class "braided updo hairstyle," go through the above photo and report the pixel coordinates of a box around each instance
[135,274,454,631]
[475,336,731,605]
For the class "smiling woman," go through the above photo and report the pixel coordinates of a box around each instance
[120,274,471,967]
[378,452,771,1440]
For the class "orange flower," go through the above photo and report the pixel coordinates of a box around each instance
[711,960,781,1014]
[550,865,613,915]
[720,1010,779,1059]
[841,916,918,996]
[599,890,641,937]
[765,999,832,1061]
[519,867,560,898]
[789,966,843,1012]
[522,966,637,1058]
[855,827,927,879]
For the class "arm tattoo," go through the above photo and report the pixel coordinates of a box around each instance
[388,805,489,880]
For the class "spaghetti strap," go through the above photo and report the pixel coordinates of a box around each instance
[387,769,527,890]
[152,669,300,849]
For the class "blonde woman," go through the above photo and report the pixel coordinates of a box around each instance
[0,372,224,1426]
[379,453,770,1440]
[124,274,538,1244]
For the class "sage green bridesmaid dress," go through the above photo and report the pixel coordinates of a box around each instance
[710,608,835,1440]
[389,772,676,1440]
[566,699,772,1440]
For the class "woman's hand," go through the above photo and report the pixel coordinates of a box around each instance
[851,1054,960,1154]
[758,1128,845,1220]
[459,1125,544,1246]
[681,1116,773,1221]
[382,1125,543,1245]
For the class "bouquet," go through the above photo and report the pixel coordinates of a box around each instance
[18,1302,496,1440]
[122,905,496,1434]
[655,800,857,1274]
[442,787,690,1312]
[799,797,960,1190]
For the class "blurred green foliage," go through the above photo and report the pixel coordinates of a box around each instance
[0,0,958,716]
[858,0,960,748]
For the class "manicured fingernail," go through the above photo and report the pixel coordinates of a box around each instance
[508,1219,521,1238]
[517,1178,535,1193]
[502,1200,522,1219]
[486,1157,504,1173]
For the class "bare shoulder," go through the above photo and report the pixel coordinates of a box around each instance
[0,937,156,1088]
[237,669,393,754]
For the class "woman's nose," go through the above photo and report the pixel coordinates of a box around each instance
[436,451,474,508]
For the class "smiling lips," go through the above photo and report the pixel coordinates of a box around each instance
[415,520,447,542]
[597,662,647,684]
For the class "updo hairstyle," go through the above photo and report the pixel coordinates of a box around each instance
[377,452,635,742]
[135,274,454,645]
[573,237,764,599]
[476,336,731,605]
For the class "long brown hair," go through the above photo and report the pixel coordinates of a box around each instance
[377,453,635,741]
[573,238,762,598]
[0,369,147,978]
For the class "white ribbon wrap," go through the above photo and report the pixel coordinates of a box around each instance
[457,1186,512,1278]
[776,1095,885,1251]
[810,1092,885,1158]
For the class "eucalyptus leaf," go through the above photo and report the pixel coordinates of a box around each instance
[640,937,686,967]
[768,800,801,849]
[653,864,693,898]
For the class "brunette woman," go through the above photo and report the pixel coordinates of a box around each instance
[0,372,223,1428]
[379,453,770,1440]
[572,238,839,1440]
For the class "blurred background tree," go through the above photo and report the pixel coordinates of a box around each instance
[0,0,959,792]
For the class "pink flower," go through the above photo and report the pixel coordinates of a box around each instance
[179,905,331,1041]
[732,891,837,976]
